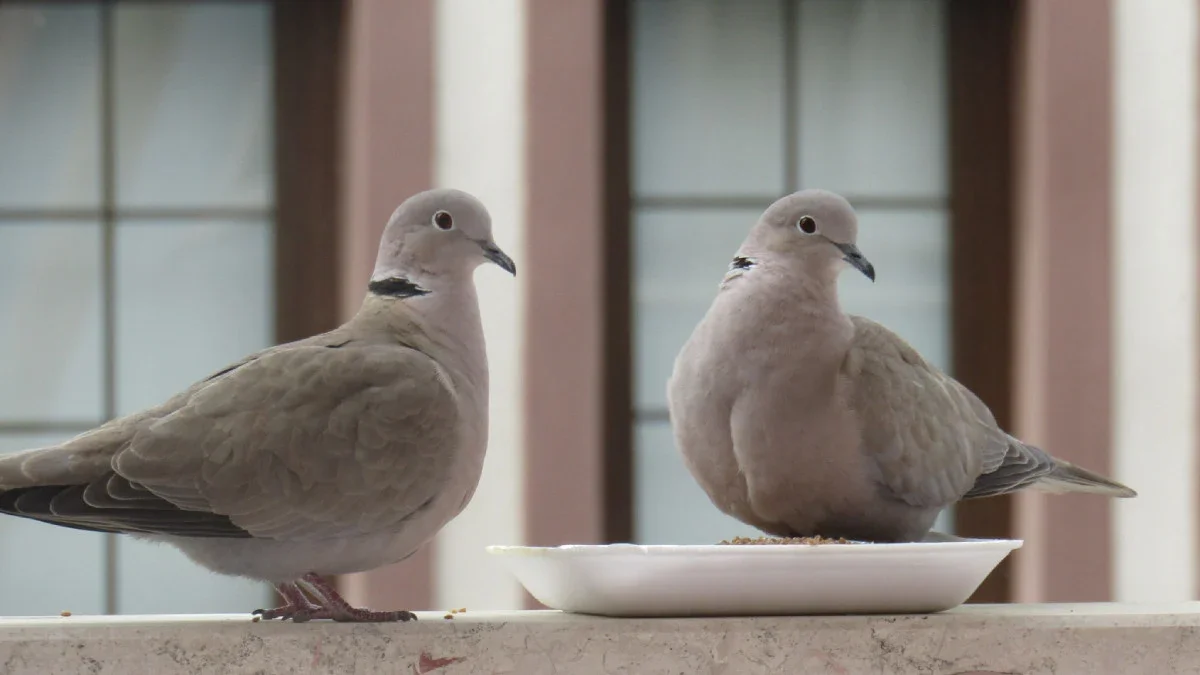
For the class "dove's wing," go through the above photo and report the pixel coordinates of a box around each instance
[843,316,1025,508]
[960,439,1058,499]
[0,340,459,541]
[0,330,346,489]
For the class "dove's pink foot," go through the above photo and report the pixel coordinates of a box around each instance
[296,572,418,623]
[253,582,322,621]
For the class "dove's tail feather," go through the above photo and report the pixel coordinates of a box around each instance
[1035,460,1137,498]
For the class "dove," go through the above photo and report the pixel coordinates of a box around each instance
[0,187,516,622]
[667,189,1134,543]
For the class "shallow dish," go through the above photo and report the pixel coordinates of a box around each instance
[487,537,1022,617]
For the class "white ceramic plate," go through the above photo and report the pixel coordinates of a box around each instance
[487,537,1022,617]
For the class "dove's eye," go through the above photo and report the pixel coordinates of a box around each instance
[797,216,817,234]
[433,211,454,231]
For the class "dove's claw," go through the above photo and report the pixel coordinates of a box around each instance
[296,572,418,623]
[254,575,419,623]
[253,583,324,621]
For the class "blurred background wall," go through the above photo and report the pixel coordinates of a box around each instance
[0,0,1195,615]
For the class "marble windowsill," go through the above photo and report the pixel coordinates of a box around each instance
[1,603,1199,674]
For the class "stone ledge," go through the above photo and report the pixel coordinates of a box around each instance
[1,603,1199,674]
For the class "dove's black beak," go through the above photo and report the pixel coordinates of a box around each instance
[481,242,517,276]
[835,242,875,282]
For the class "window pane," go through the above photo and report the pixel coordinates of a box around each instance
[632,0,785,198]
[113,219,272,613]
[114,2,272,209]
[796,0,947,197]
[115,538,269,615]
[114,220,273,415]
[0,223,104,423]
[633,208,759,411]
[0,433,106,617]
[933,505,953,535]
[0,5,101,209]
[839,208,951,371]
[634,420,761,544]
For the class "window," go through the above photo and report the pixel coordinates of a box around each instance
[629,0,952,543]
[0,2,273,614]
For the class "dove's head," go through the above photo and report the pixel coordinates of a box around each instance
[746,189,874,282]
[370,188,515,296]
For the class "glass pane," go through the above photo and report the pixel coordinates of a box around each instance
[796,0,947,197]
[0,223,104,423]
[933,505,954,535]
[633,208,760,410]
[115,538,269,615]
[114,220,273,415]
[113,219,272,613]
[634,420,762,544]
[0,5,101,209]
[114,3,272,209]
[632,0,785,198]
[839,208,950,371]
[0,433,107,617]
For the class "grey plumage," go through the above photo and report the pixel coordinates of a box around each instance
[667,189,1134,544]
[0,188,515,620]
